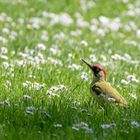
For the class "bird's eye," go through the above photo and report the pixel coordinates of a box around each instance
[96,68,100,72]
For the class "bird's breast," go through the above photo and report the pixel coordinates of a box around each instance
[90,83,102,96]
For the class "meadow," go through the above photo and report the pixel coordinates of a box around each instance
[0,0,140,139]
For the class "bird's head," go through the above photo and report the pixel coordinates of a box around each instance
[81,58,106,80]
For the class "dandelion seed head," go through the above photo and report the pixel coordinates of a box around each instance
[0,54,8,60]
[80,40,88,47]
[120,79,129,85]
[72,122,93,133]
[58,13,73,26]
[101,123,116,129]
[124,40,137,47]
[49,46,60,56]
[68,64,81,71]
[47,57,63,66]
[23,81,46,90]
[46,85,67,97]
[23,95,32,100]
[2,28,10,34]
[89,54,97,62]
[131,121,140,128]
[76,18,89,28]
[26,110,34,115]
[18,18,24,24]
[53,32,66,40]
[36,43,46,51]
[127,75,139,83]
[54,124,63,128]
[2,62,9,69]
[1,47,8,54]
[70,29,82,36]
[41,32,48,41]
[80,72,88,81]
[129,93,137,100]
[99,16,121,31]
[72,126,79,131]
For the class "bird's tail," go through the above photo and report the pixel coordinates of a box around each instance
[117,102,128,108]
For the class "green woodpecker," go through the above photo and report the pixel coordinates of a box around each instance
[81,59,128,107]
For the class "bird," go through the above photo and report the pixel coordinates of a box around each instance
[81,58,128,107]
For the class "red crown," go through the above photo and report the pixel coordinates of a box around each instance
[93,64,106,80]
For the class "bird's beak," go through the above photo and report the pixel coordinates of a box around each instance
[81,58,93,70]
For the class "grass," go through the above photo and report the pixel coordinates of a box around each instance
[0,0,140,139]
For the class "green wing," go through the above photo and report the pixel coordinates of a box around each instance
[94,80,128,106]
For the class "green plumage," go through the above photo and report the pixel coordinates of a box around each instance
[90,80,128,107]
